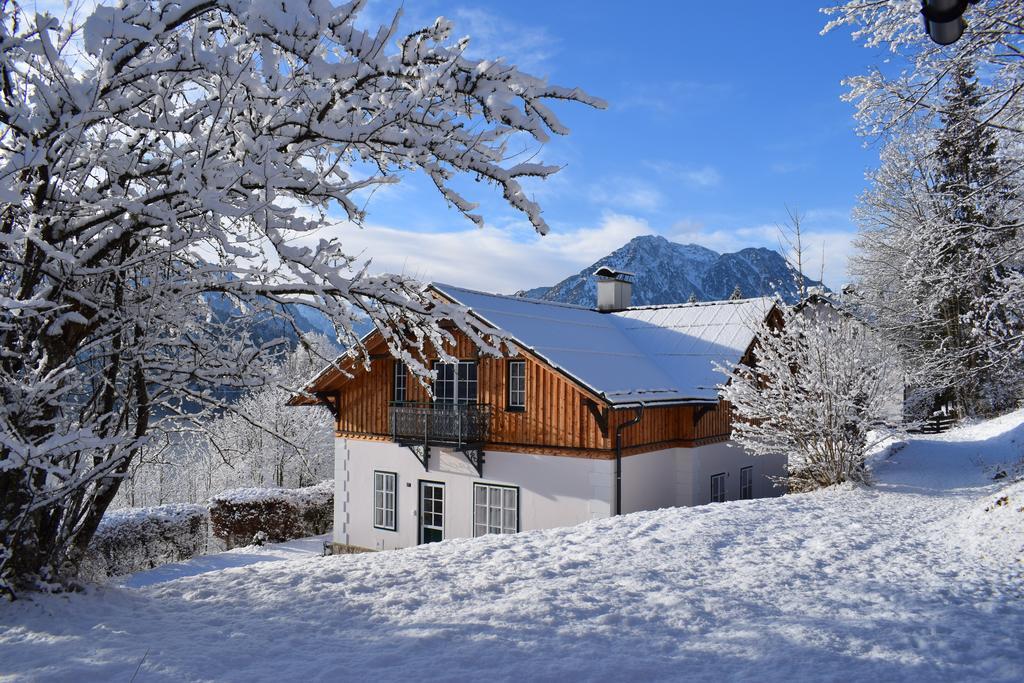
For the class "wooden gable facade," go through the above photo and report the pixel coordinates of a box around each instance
[300,327,734,460]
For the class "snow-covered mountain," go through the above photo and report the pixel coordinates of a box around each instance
[527,235,825,306]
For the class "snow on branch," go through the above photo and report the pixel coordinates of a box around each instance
[0,0,602,594]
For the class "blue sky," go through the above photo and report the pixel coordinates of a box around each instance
[334,1,891,292]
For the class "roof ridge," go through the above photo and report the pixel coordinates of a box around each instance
[432,282,596,312]
[436,283,775,314]
[619,296,775,312]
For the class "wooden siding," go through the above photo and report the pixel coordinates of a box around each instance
[308,330,732,459]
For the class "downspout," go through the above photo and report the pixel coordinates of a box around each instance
[614,403,645,516]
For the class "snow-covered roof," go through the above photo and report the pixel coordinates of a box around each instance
[433,284,775,405]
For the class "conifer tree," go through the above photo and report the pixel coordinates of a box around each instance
[852,64,1023,417]
[930,65,1020,412]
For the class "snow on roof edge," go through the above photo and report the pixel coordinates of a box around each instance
[430,283,614,404]
[432,282,595,312]
[617,295,777,313]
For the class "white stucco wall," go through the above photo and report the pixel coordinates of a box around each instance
[335,438,789,550]
[338,439,612,551]
[679,442,788,506]
[620,447,677,514]
[620,443,788,513]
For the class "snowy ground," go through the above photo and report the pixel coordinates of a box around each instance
[2,414,1023,682]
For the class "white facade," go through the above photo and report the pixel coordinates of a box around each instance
[334,438,787,550]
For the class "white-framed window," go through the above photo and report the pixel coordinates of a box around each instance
[710,472,726,503]
[433,360,477,405]
[393,361,407,404]
[740,466,753,500]
[373,471,397,531]
[508,360,526,410]
[473,483,518,536]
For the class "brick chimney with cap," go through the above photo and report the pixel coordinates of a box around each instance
[594,267,634,312]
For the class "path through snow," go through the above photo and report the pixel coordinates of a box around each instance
[1,413,1022,681]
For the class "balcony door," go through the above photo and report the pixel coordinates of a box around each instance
[419,480,445,544]
[433,361,477,405]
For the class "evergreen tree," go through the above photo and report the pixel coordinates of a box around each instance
[929,64,1020,414]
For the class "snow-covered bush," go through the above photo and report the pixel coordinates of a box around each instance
[80,504,209,581]
[719,304,903,492]
[209,481,333,550]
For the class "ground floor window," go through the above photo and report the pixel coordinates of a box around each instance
[373,471,397,531]
[473,483,518,536]
[740,466,753,500]
[710,472,726,503]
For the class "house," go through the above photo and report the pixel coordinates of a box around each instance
[291,270,787,552]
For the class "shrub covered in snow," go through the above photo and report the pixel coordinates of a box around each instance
[81,504,209,581]
[209,481,333,550]
[720,304,903,492]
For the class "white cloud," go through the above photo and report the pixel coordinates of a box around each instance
[311,212,655,293]
[770,160,812,174]
[681,166,722,188]
[617,80,734,115]
[289,205,855,295]
[589,179,664,212]
[450,7,557,73]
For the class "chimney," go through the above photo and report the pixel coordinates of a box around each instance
[594,267,634,312]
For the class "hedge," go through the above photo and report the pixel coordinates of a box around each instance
[81,503,209,580]
[209,480,333,549]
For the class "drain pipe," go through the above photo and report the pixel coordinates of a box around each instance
[614,403,645,515]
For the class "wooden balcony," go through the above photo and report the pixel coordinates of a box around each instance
[389,402,493,450]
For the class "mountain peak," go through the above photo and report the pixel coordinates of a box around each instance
[625,234,671,247]
[532,235,824,306]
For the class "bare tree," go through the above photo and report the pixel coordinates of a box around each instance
[776,205,810,300]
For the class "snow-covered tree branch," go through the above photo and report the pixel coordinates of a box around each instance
[825,0,1024,418]
[822,0,1024,138]
[0,0,603,594]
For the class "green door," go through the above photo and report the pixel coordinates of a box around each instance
[419,481,445,544]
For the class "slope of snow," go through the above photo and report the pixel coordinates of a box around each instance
[2,414,1023,682]
[122,535,331,589]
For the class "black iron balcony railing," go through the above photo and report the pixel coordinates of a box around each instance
[389,402,493,449]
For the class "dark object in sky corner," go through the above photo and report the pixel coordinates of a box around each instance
[921,0,981,46]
